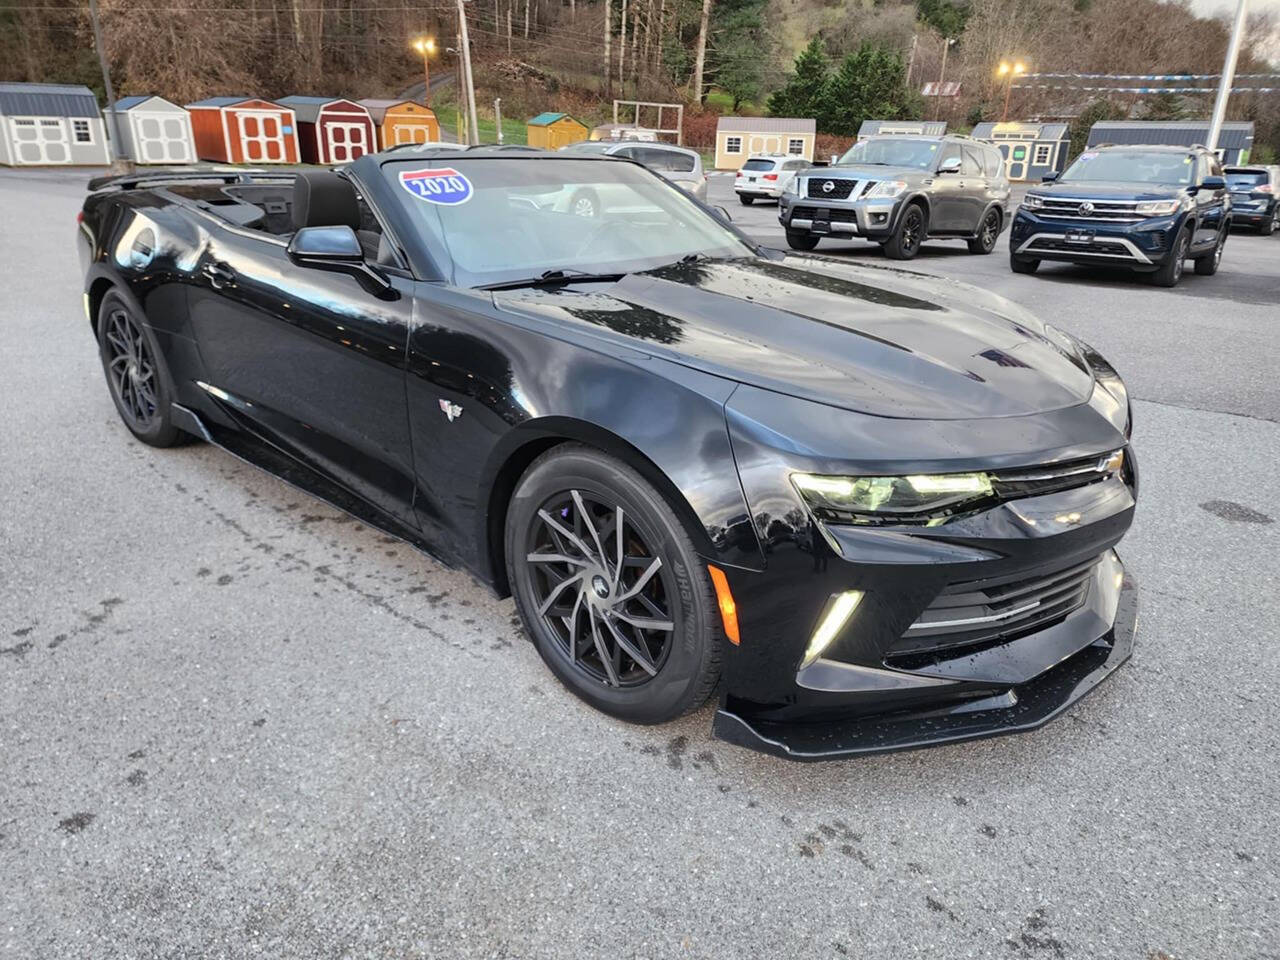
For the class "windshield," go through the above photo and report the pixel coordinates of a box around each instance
[741,158,776,172]
[837,138,939,169]
[1224,169,1268,189]
[382,157,752,287]
[1060,150,1195,185]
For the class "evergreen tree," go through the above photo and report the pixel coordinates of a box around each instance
[710,0,769,110]
[823,43,912,137]
[767,38,831,120]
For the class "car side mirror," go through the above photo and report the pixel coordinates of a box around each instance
[937,157,962,175]
[286,225,397,299]
[1199,175,1226,191]
[1041,171,1060,183]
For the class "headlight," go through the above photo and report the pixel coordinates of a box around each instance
[866,179,908,199]
[1021,193,1046,210]
[1134,198,1182,216]
[792,472,994,524]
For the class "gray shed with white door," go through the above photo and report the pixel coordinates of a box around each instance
[104,95,196,164]
[0,82,110,166]
[1086,120,1255,165]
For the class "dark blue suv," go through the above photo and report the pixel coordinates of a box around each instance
[1009,144,1230,287]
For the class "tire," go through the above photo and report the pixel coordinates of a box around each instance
[505,445,723,724]
[967,208,1001,255]
[883,202,926,260]
[96,290,187,447]
[1262,210,1277,236]
[1151,228,1191,287]
[568,188,599,218]
[785,230,820,251]
[738,194,754,206]
[1010,252,1040,274]
[1193,229,1226,276]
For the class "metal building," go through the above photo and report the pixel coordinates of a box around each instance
[103,95,196,165]
[1086,120,1255,164]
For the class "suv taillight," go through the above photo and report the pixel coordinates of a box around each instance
[763,173,778,180]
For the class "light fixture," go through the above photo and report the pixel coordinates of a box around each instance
[800,591,864,669]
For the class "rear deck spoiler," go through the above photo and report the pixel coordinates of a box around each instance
[87,167,299,192]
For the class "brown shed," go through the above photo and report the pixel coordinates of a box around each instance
[186,97,300,164]
[360,99,440,149]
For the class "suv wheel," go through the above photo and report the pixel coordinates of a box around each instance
[1152,227,1191,287]
[967,208,1001,254]
[739,195,754,206]
[1263,210,1278,236]
[1193,229,1226,276]
[883,203,926,260]
[786,230,820,251]
[1010,252,1040,274]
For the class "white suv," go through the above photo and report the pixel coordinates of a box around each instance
[734,154,812,205]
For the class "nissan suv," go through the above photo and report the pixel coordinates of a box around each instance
[777,135,1011,259]
[1010,144,1231,287]
[1225,164,1279,234]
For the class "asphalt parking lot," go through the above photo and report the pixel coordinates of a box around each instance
[3,166,1278,959]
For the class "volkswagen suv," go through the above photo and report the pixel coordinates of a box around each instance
[1010,144,1230,287]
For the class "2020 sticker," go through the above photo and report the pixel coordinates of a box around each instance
[399,167,473,205]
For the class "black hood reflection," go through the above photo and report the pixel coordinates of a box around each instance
[493,256,1094,421]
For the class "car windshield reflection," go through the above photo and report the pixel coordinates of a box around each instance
[1060,150,1195,186]
[381,157,751,288]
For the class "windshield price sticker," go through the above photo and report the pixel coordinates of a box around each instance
[399,167,474,205]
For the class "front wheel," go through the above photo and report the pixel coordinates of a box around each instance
[785,230,820,251]
[738,194,754,206]
[97,290,188,447]
[967,208,1001,254]
[1151,228,1191,287]
[883,203,926,260]
[1010,252,1040,274]
[1193,229,1226,276]
[505,445,723,725]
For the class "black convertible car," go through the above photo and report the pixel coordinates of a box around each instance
[78,150,1139,760]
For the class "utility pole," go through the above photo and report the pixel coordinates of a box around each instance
[932,37,954,122]
[456,0,480,145]
[691,0,711,105]
[604,0,613,99]
[1208,0,1249,153]
[88,0,130,173]
[905,34,917,90]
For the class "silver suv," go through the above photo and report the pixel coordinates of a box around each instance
[560,140,707,203]
[778,135,1011,259]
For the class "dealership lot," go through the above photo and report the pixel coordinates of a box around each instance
[2,167,1278,958]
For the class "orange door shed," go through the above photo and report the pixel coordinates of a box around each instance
[186,97,300,164]
[359,99,440,149]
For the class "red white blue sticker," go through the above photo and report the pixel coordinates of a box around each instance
[399,167,473,205]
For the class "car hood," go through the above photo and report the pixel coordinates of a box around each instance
[1032,180,1187,201]
[492,256,1095,420]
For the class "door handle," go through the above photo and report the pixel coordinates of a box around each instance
[204,261,235,289]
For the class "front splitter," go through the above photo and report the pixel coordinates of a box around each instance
[712,575,1139,761]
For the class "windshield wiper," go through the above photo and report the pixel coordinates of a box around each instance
[480,268,626,291]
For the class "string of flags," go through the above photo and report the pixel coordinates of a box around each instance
[1021,72,1280,81]
[1014,84,1279,94]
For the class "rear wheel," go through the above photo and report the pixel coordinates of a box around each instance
[1263,210,1278,236]
[785,230,820,251]
[1193,228,1226,276]
[1151,228,1191,287]
[568,188,599,218]
[1010,252,1040,274]
[883,203,926,260]
[505,445,722,724]
[738,194,754,206]
[97,290,187,447]
[967,208,1001,254]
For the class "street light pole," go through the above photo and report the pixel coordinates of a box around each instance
[88,0,131,173]
[998,61,1026,122]
[413,37,437,107]
[1207,0,1249,153]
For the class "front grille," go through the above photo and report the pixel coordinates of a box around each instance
[1024,236,1139,259]
[805,177,867,200]
[1031,195,1148,223]
[792,205,857,224]
[886,554,1101,663]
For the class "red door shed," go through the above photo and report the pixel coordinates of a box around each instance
[276,97,376,164]
[186,97,299,164]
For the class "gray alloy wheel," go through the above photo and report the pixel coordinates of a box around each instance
[1194,229,1226,276]
[505,445,722,724]
[1152,229,1190,287]
[569,189,599,218]
[97,290,187,447]
[1264,210,1278,236]
[967,208,1001,254]
[884,203,926,260]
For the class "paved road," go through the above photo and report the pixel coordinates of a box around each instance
[3,168,1278,960]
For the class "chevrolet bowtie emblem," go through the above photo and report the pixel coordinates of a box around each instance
[439,399,463,422]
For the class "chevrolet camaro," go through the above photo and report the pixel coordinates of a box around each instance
[77,150,1139,760]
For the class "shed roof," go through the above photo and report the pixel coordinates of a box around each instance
[110,94,185,112]
[858,120,946,137]
[0,82,99,118]
[716,116,816,134]
[277,95,341,122]
[529,111,583,127]
[187,96,256,108]
[1087,120,1254,150]
[970,121,1069,140]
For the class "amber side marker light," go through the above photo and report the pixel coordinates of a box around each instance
[707,564,740,645]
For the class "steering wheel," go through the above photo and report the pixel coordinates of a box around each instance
[571,217,644,259]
